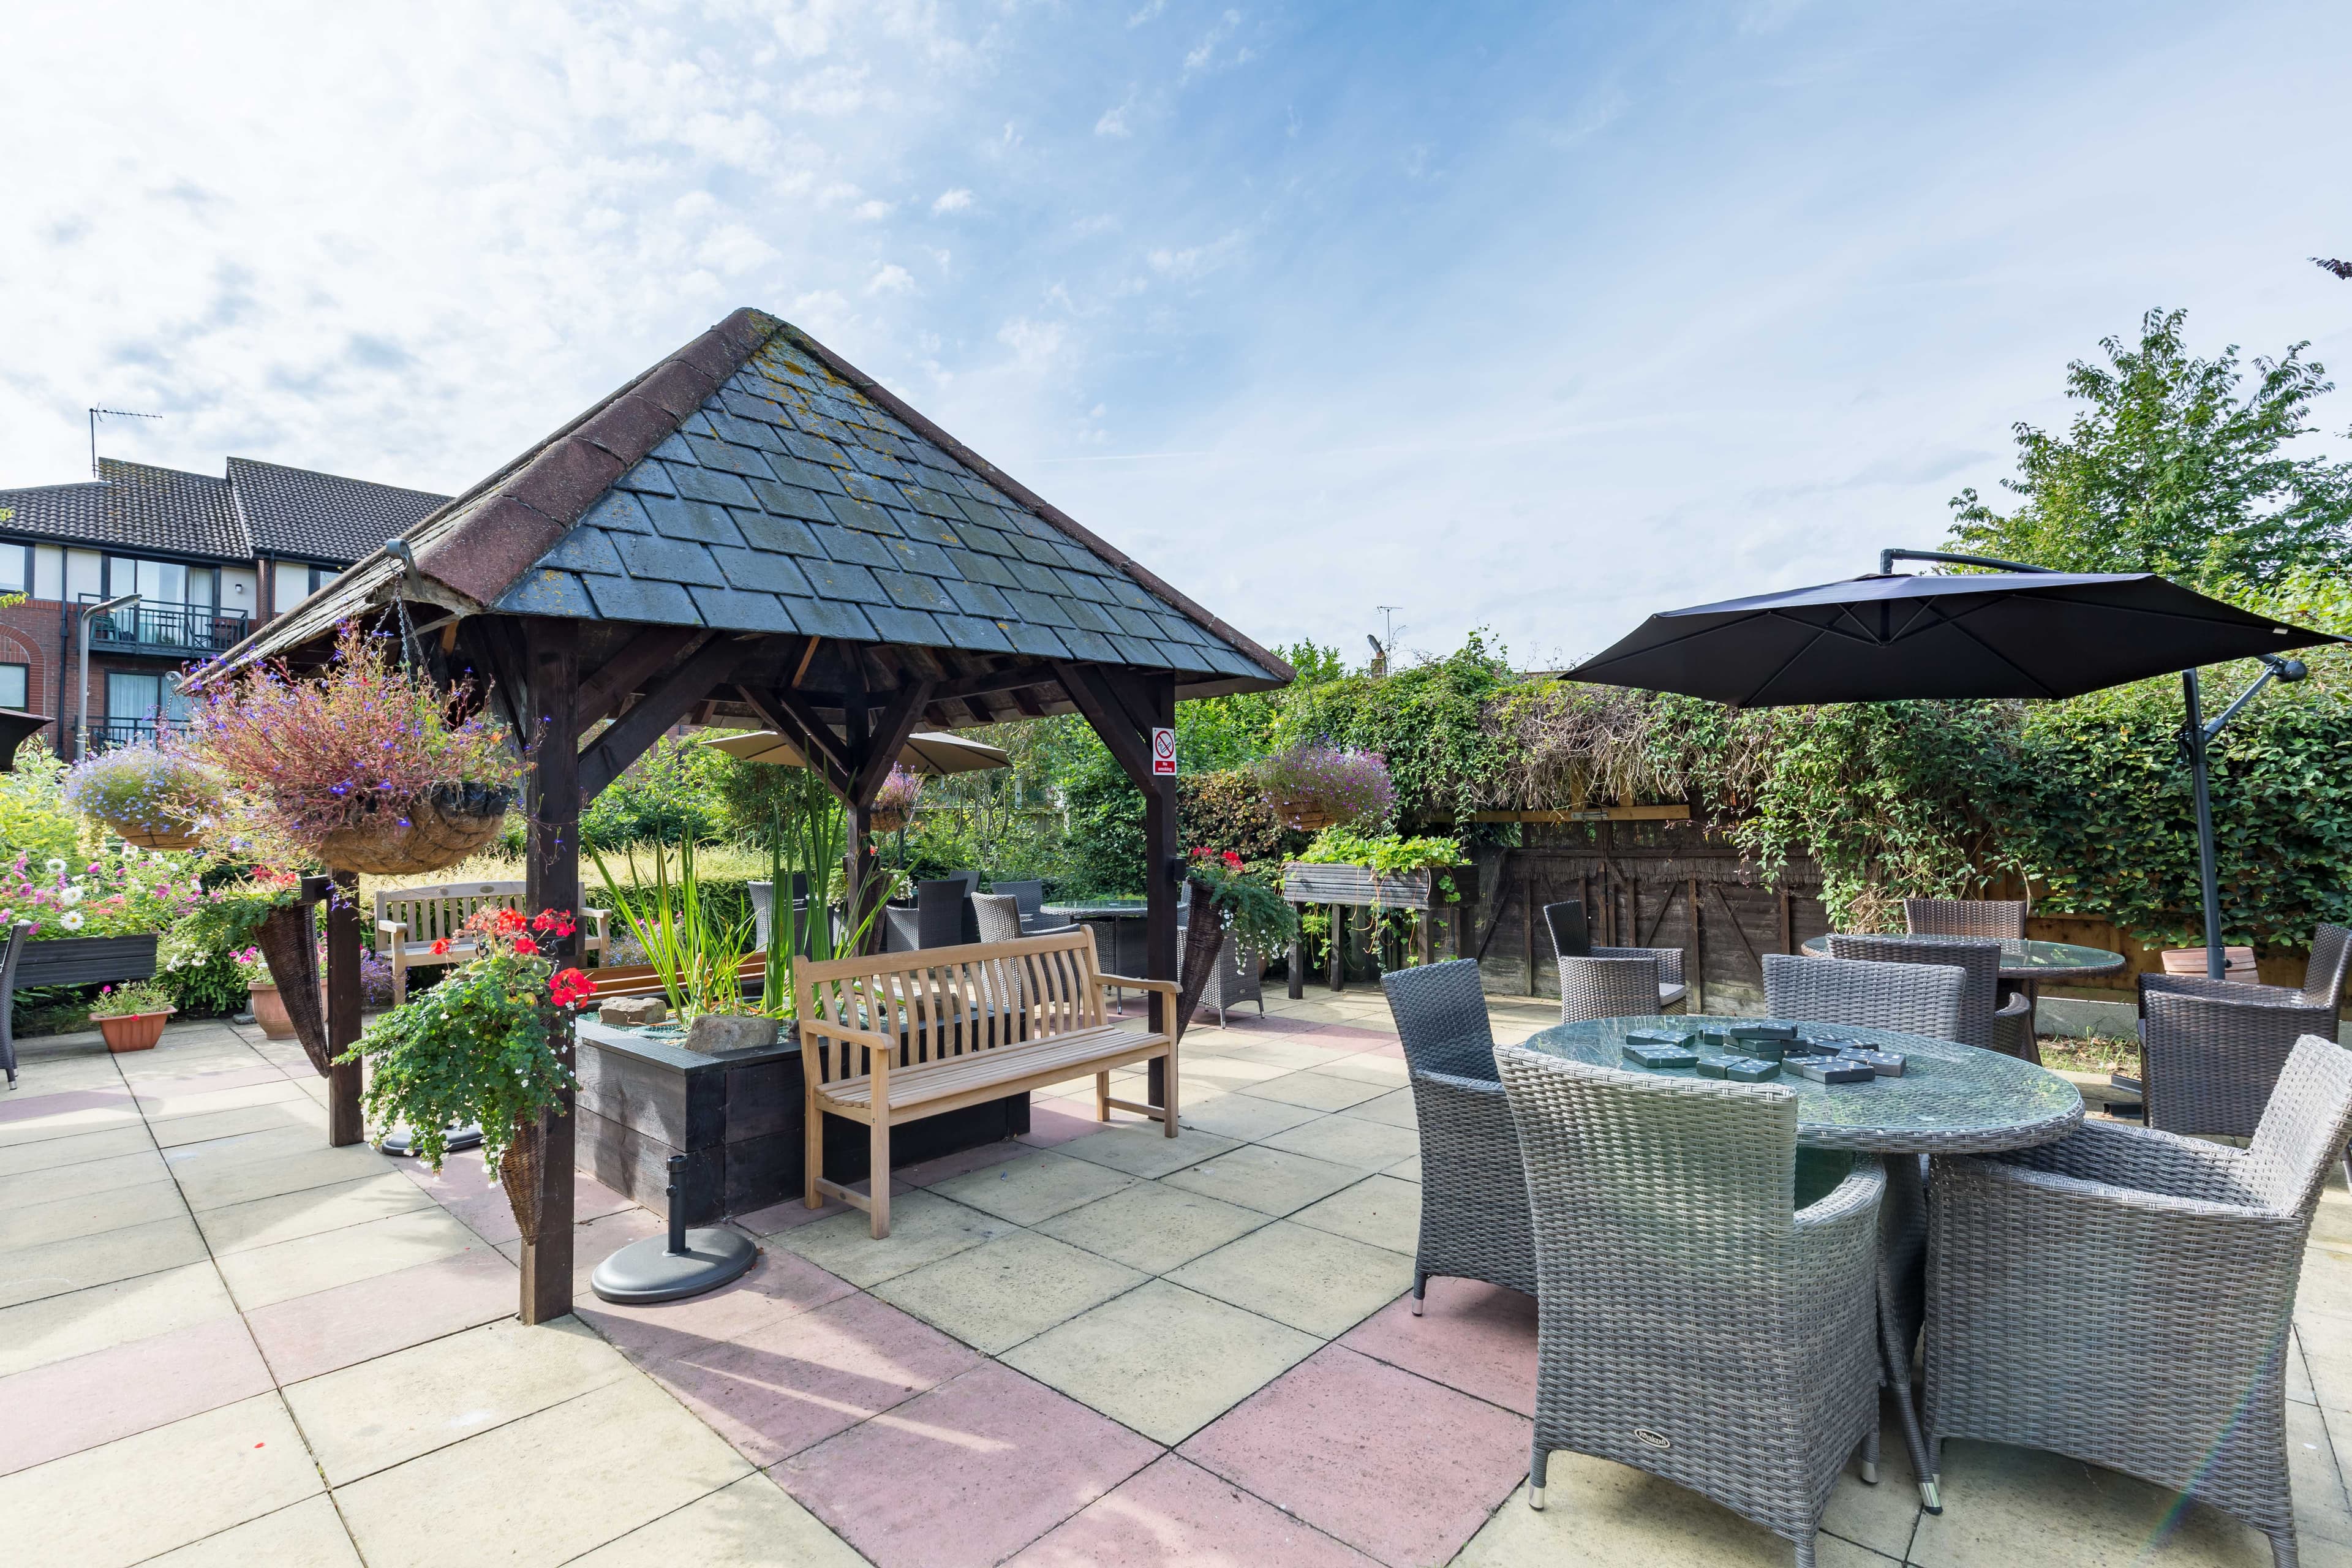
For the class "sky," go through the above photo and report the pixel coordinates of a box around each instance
[6,0,2351,672]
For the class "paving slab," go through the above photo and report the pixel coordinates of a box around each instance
[1241,1071,1393,1113]
[1907,1438,2277,1566]
[1173,1092,1325,1142]
[1335,1087,1421,1129]
[334,1376,753,1568]
[0,1100,144,1147]
[927,1148,1137,1225]
[0,1260,237,1379]
[1034,1180,1272,1274]
[243,1243,519,1384]
[1288,1174,1422,1256]
[0,1145,165,1204]
[1007,1452,1383,1567]
[0,1175,188,1250]
[1454,1474,1896,1567]
[898,1136,1031,1187]
[0,1313,274,1476]
[776,1360,1158,1568]
[0,1212,209,1308]
[649,1288,982,1464]
[1167,1219,1414,1338]
[172,1142,397,1212]
[213,1207,486,1310]
[135,1077,310,1121]
[777,1190,1018,1288]
[575,1243,855,1365]
[1161,1143,1366,1217]
[1055,1122,1240,1180]
[195,1169,438,1254]
[1003,1278,1321,1444]
[147,1098,328,1149]
[0,1123,154,1177]
[1179,1344,1529,1567]
[871,1229,1146,1354]
[1338,1278,1537,1416]
[0,1392,322,1568]
[143,1494,362,1566]
[1315,1054,1412,1087]
[569,1471,867,1567]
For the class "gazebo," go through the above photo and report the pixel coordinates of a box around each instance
[205,307,1292,1322]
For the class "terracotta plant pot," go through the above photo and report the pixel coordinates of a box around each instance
[96,1007,175,1053]
[248,982,295,1039]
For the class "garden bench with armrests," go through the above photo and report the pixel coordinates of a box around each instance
[377,881,609,1004]
[796,927,1178,1237]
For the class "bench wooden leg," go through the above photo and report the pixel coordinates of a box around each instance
[390,952,407,1008]
[805,1092,824,1210]
[869,1117,891,1238]
[1162,1047,1178,1137]
[1095,1070,1112,1122]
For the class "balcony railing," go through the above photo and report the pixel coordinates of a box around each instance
[80,599,250,657]
[85,718,187,754]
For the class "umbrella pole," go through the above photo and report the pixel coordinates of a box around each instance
[2180,671,2226,981]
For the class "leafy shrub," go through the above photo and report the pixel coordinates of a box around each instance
[580,734,729,850]
[1177,769,1294,876]
[0,745,86,866]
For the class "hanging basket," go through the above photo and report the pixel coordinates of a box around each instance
[1268,797,1342,832]
[315,783,516,876]
[111,824,203,853]
[867,809,908,835]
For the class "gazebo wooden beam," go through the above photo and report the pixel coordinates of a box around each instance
[576,626,706,733]
[576,635,750,800]
[519,617,581,1326]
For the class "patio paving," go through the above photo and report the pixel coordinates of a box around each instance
[1,997,2348,1566]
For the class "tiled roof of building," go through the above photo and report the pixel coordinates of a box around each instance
[388,309,1286,686]
[225,458,449,566]
[0,460,247,560]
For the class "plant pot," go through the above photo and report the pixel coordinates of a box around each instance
[315,783,516,875]
[96,1007,175,1052]
[682,1012,780,1055]
[247,982,296,1039]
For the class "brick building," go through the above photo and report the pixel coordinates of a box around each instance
[0,456,447,753]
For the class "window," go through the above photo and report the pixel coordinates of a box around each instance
[103,556,216,609]
[273,562,336,613]
[0,664,26,710]
[0,545,28,595]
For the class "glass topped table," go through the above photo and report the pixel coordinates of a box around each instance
[1517,1014,2082,1512]
[1798,932,2127,984]
[1520,1014,2084,1155]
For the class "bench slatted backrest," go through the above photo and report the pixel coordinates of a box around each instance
[376,882,524,944]
[796,929,1106,1091]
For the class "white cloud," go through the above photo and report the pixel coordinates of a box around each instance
[1182,10,1242,81]
[1094,102,1131,138]
[931,187,974,213]
[1145,231,1245,282]
[866,263,916,295]
[1127,0,1165,25]
[852,199,896,221]
[997,317,1066,364]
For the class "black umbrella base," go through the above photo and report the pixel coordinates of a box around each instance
[590,1227,758,1304]
[381,1125,483,1157]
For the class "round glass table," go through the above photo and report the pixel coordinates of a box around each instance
[1798,932,2126,984]
[1517,1014,2084,1512]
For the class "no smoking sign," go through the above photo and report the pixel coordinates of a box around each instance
[1150,726,1177,776]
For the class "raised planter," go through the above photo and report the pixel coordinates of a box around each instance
[11,933,160,987]
[573,1017,1030,1224]
[1282,861,1434,910]
[96,1007,174,1053]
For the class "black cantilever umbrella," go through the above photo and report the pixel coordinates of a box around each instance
[1562,551,2346,975]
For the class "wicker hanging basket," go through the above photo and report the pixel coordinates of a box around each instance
[315,783,516,876]
[1268,797,1341,832]
[867,808,908,834]
[110,824,203,853]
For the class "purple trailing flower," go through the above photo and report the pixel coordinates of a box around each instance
[1253,743,1395,829]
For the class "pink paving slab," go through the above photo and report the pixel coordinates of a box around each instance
[575,1245,856,1366]
[653,1290,983,1467]
[1006,1453,1383,1568]
[1178,1344,1530,1567]
[242,1244,518,1384]
[1019,1103,1118,1149]
[1338,1279,1539,1417]
[0,1086,134,1124]
[0,1314,274,1476]
[435,1170,635,1245]
[775,1360,1159,1568]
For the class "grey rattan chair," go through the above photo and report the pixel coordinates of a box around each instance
[1556,954,1660,1024]
[1380,960,1534,1310]
[1825,935,2033,1058]
[1924,1035,2352,1568]
[2135,924,2349,1139]
[1497,1046,1885,1567]
[1902,898,2027,939]
[1544,899,1689,1012]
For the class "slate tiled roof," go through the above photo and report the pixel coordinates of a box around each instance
[470,315,1280,684]
[0,460,247,560]
[225,457,449,566]
[0,456,450,570]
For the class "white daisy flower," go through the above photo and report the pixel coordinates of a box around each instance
[60,911,84,931]
[45,859,65,875]
[59,884,85,907]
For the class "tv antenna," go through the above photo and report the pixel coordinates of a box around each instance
[88,407,163,477]
[1375,605,1403,652]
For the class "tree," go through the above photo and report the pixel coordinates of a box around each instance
[1946,308,2352,586]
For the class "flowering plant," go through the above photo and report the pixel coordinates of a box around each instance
[61,742,224,845]
[230,946,273,988]
[1184,845,1298,956]
[341,905,595,1180]
[869,765,922,829]
[3,846,216,940]
[89,979,176,1019]
[185,621,523,864]
[1252,744,1395,830]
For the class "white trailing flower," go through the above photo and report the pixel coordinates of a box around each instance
[59,884,85,907]
[45,858,66,875]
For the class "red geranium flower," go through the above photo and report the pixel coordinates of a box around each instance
[429,937,451,956]
[548,967,596,1008]
[494,908,527,933]
[510,934,540,957]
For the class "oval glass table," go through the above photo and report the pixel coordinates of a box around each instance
[1516,1014,2086,1511]
[1798,932,2127,985]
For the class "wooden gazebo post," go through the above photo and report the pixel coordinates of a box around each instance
[519,617,581,1325]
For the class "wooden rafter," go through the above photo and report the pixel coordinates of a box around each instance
[577,635,750,799]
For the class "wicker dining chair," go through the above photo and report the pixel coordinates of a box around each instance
[1379,960,1535,1308]
[1496,1046,1885,1568]
[2135,923,2350,1140]
[1924,1035,2352,1568]
[1545,899,1690,1012]
[1555,954,1661,1024]
[1902,899,2027,940]
[1825,935,2034,1058]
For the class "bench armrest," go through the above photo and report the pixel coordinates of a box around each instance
[798,1017,896,1055]
[376,919,408,943]
[1098,973,1178,998]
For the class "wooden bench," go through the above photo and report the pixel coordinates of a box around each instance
[796,928,1178,1236]
[376,881,609,1004]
